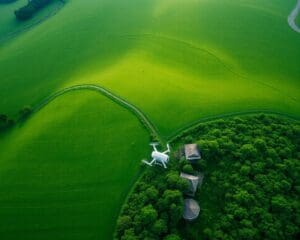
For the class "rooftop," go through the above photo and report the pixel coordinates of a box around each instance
[183,198,200,221]
[180,172,199,196]
[184,144,201,161]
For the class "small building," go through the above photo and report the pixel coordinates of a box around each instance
[184,144,201,162]
[183,198,200,221]
[180,172,200,196]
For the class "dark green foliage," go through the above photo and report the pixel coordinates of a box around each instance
[14,0,54,20]
[116,115,299,240]
[164,234,181,240]
[19,105,32,120]
[174,115,300,240]
[140,205,158,226]
[115,162,184,239]
[182,164,194,174]
[0,113,14,132]
[117,216,132,237]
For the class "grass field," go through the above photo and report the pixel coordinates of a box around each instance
[0,0,299,239]
[297,12,300,26]
[0,91,149,240]
[0,0,299,137]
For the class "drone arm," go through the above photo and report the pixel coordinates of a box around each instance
[163,144,171,154]
[150,158,156,164]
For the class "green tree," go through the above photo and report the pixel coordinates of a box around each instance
[116,215,132,237]
[152,219,167,236]
[140,205,158,226]
[145,186,159,202]
[164,234,181,240]
[121,228,138,240]
[19,105,32,120]
[240,144,257,160]
[182,164,194,174]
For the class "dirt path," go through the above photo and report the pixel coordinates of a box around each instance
[33,84,161,143]
[32,84,299,144]
[288,0,300,33]
[167,110,300,142]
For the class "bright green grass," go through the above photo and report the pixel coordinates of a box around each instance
[0,0,63,41]
[0,91,149,240]
[0,0,299,137]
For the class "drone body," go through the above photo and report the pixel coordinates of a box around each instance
[142,143,171,168]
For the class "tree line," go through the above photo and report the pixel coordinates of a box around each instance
[0,105,32,133]
[14,0,54,20]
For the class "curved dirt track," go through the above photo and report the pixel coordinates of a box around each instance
[288,0,300,33]
[32,84,300,143]
[33,84,161,142]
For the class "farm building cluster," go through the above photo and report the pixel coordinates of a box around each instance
[143,142,203,221]
[181,144,203,221]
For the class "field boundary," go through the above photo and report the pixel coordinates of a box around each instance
[32,84,162,143]
[288,0,300,33]
[167,110,300,142]
[32,84,299,145]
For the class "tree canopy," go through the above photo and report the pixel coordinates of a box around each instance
[14,0,54,20]
[115,114,299,240]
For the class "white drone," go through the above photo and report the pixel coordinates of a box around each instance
[142,143,171,168]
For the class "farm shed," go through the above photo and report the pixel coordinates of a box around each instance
[184,144,201,162]
[180,172,200,196]
[183,198,200,221]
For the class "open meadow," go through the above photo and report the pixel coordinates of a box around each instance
[0,91,149,239]
[0,0,299,239]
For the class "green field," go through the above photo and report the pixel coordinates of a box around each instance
[0,0,299,137]
[297,12,300,26]
[0,91,149,239]
[0,0,299,239]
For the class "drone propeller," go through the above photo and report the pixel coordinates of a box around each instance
[150,142,159,146]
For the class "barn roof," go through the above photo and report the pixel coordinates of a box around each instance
[180,172,199,195]
[184,144,201,160]
[183,199,200,221]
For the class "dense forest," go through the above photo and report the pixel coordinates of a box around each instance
[14,0,54,20]
[115,161,189,240]
[115,114,300,240]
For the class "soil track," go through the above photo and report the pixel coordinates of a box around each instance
[32,84,299,143]
[288,0,300,33]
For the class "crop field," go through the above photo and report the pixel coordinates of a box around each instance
[0,91,149,239]
[0,0,299,239]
